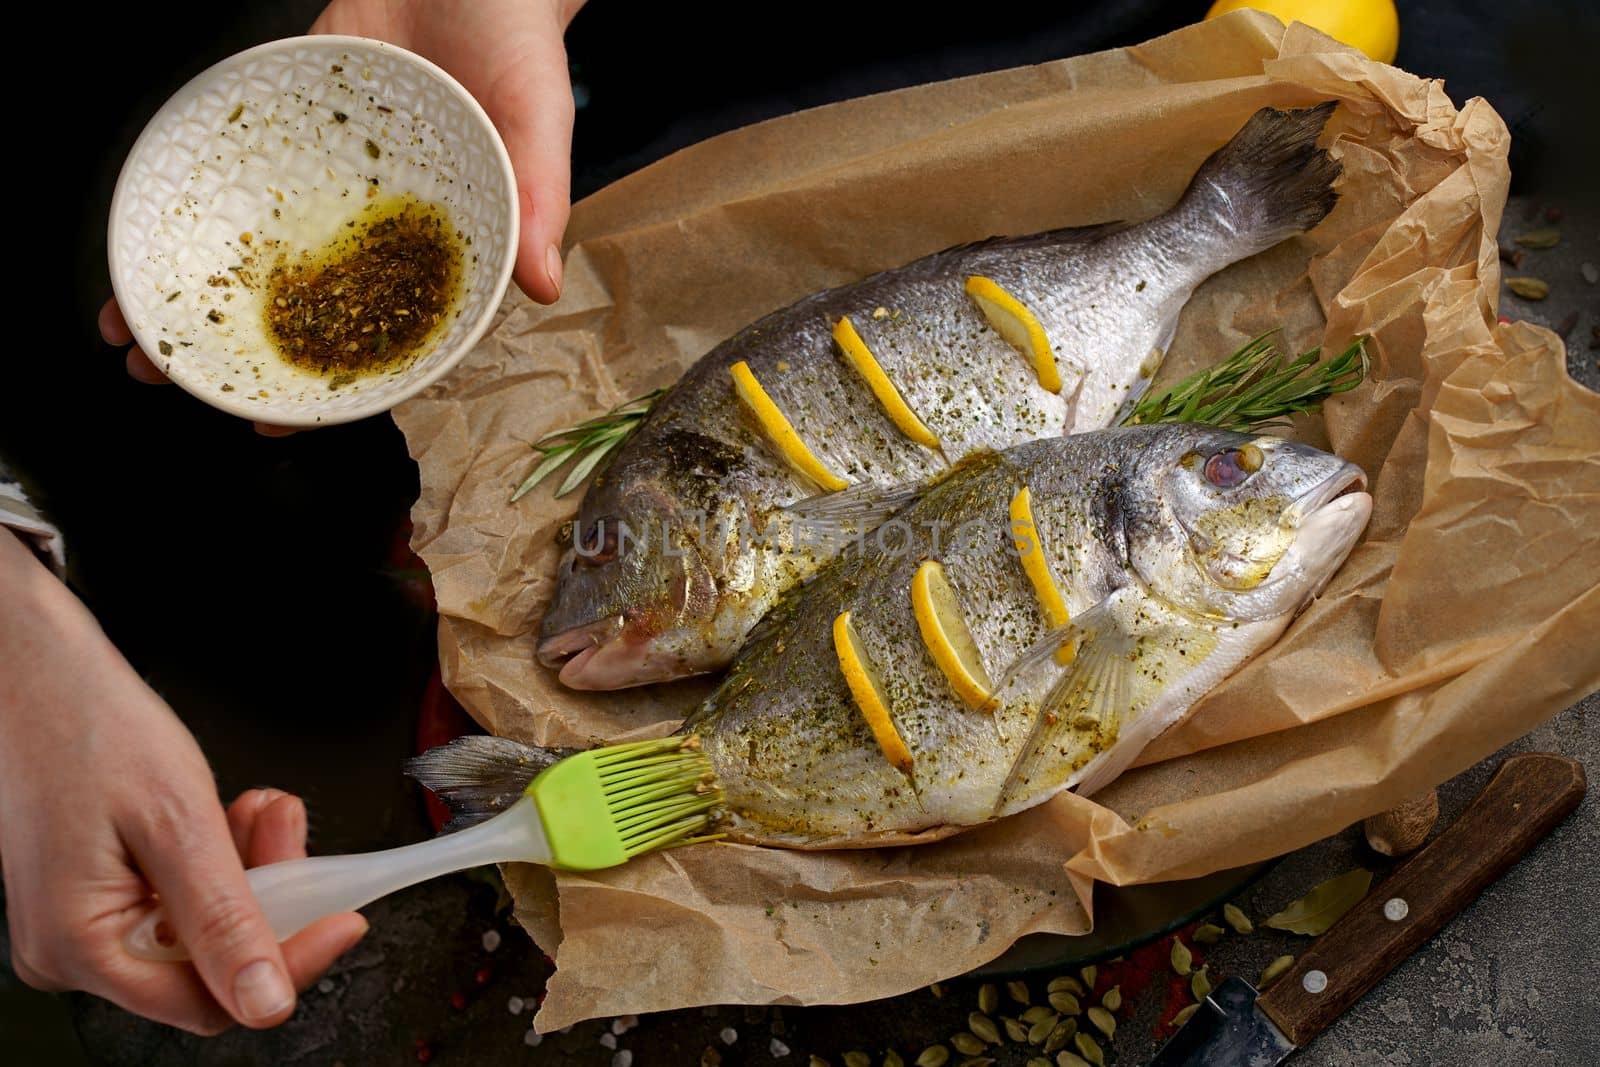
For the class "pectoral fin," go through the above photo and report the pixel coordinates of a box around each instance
[784,480,924,528]
[992,588,1213,812]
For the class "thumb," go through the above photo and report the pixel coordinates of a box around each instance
[127,792,296,1028]
[481,34,576,304]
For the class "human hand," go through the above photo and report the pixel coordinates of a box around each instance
[101,0,584,431]
[0,530,367,1033]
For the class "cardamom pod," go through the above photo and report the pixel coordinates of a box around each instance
[1514,227,1561,249]
[1048,992,1081,1015]
[1172,1003,1200,1028]
[1021,1006,1053,1025]
[1007,980,1031,1005]
[1507,277,1550,301]
[1192,966,1213,1001]
[1223,903,1253,935]
[1027,1013,1060,1045]
[1056,1053,1092,1067]
[1260,955,1295,987]
[843,1053,871,1067]
[977,984,998,1016]
[885,1051,905,1067]
[968,1012,1001,1045]
[1003,1017,1030,1043]
[1193,923,1226,944]
[1078,966,1097,992]
[951,1034,986,1057]
[915,1046,950,1067]
[1086,1006,1115,1039]
[929,982,945,999]
[1048,976,1085,997]
[809,1056,831,1067]
[1170,938,1193,976]
[1073,1031,1106,1066]
[1043,1018,1077,1054]
[1028,1059,1053,1067]
[1100,986,1121,1013]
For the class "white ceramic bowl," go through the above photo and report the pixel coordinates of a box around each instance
[109,36,518,426]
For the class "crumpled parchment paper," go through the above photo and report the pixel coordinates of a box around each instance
[392,11,1600,1029]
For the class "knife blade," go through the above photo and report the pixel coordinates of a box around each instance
[1149,753,1585,1066]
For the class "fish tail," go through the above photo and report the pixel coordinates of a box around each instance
[405,735,574,831]
[1184,102,1342,255]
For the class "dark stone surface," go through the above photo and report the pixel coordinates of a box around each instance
[4,3,1596,1065]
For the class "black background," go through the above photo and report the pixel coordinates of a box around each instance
[2,1,1595,1063]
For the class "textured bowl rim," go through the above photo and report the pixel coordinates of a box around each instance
[107,34,520,427]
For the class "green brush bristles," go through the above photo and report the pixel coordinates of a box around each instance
[528,736,722,870]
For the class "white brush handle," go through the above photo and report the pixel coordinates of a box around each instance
[124,797,550,962]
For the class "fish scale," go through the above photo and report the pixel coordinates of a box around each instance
[539,103,1343,690]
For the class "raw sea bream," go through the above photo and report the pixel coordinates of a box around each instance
[421,424,1371,847]
[536,104,1344,690]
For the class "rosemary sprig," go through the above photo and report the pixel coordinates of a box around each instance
[1124,333,1368,433]
[510,388,664,502]
[510,333,1367,502]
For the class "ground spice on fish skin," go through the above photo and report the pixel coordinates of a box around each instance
[263,197,461,381]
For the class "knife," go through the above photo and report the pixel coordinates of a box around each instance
[1149,753,1586,1066]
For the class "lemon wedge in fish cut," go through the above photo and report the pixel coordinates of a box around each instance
[833,316,941,450]
[1010,486,1076,663]
[832,611,914,773]
[730,360,849,492]
[965,275,1062,394]
[911,561,996,711]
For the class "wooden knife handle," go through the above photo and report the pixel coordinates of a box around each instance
[1257,753,1586,1047]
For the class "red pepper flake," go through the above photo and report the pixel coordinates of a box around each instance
[1497,315,1511,325]
[415,1038,433,1063]
[449,991,467,1010]
[475,966,493,986]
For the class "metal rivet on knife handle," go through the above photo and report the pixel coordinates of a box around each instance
[1302,970,1328,994]
[1384,897,1409,921]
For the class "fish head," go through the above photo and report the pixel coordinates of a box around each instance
[1123,427,1371,621]
[536,433,748,689]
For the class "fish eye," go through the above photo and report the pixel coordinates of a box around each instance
[1203,445,1263,489]
[574,517,622,565]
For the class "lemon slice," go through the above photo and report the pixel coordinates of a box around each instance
[833,316,941,450]
[911,561,995,711]
[965,275,1062,394]
[730,360,849,492]
[832,611,914,773]
[1009,486,1076,663]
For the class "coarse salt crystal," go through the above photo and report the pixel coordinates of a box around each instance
[720,1027,738,1045]
[612,1015,639,1035]
[771,1037,791,1057]
[613,1053,633,1067]
[523,1030,543,1047]
[508,996,525,1015]
[481,929,502,952]
[599,1032,617,1049]
[316,978,335,994]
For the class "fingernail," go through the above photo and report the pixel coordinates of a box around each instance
[545,243,564,298]
[343,917,370,953]
[233,959,294,1022]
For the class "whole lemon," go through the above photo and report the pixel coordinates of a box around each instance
[1205,0,1400,64]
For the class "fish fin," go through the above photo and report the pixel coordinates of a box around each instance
[1185,102,1341,253]
[405,735,575,832]
[783,480,924,528]
[993,588,1204,811]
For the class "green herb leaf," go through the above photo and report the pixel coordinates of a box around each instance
[510,387,665,501]
[1263,868,1373,935]
[1123,333,1368,433]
